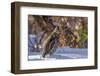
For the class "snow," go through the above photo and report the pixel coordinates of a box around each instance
[28,47,88,61]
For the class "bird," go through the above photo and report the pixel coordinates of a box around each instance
[42,33,58,58]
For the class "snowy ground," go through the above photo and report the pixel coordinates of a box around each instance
[28,47,88,61]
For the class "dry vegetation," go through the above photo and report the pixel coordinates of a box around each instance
[28,15,88,57]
